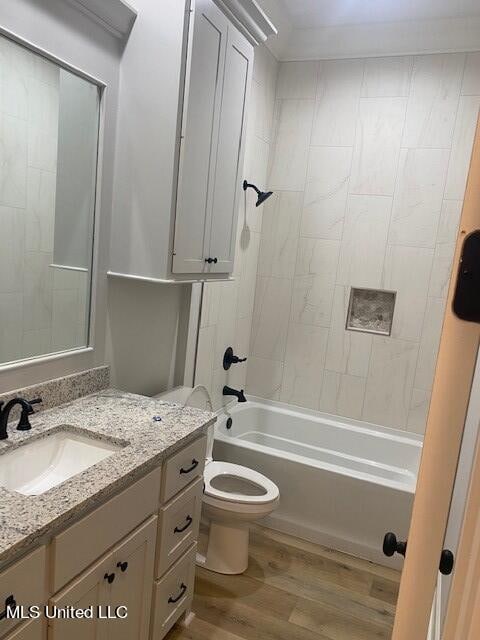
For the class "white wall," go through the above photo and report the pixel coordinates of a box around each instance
[194,44,278,410]
[245,53,480,433]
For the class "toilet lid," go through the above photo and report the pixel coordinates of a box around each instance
[204,461,279,504]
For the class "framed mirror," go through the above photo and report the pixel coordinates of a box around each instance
[0,33,101,366]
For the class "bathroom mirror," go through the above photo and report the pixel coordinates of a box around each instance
[0,34,100,366]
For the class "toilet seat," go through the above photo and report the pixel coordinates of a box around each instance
[204,461,279,505]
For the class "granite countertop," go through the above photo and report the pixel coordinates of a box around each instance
[0,389,215,569]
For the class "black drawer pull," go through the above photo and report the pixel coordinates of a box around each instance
[0,595,16,620]
[179,459,198,475]
[116,561,128,573]
[104,572,115,584]
[174,515,193,534]
[168,583,187,604]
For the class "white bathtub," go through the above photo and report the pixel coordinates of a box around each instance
[214,397,423,566]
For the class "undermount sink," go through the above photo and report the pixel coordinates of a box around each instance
[0,429,123,496]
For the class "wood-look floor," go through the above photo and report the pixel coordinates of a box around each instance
[167,526,400,640]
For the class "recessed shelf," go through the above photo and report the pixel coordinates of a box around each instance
[346,287,396,336]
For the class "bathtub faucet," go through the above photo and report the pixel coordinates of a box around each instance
[223,386,247,403]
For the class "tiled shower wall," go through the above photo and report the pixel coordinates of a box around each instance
[0,37,87,364]
[245,53,480,434]
[194,46,278,409]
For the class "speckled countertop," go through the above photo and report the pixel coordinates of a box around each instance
[0,389,215,569]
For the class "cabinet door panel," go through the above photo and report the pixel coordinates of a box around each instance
[48,554,110,640]
[172,0,229,274]
[108,517,157,640]
[6,618,45,640]
[207,27,253,273]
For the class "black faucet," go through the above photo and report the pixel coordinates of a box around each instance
[0,397,42,440]
[223,386,247,403]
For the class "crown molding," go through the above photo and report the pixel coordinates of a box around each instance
[214,0,277,45]
[65,0,137,39]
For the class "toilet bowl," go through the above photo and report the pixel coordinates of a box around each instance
[198,459,279,574]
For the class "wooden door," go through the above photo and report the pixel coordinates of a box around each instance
[48,553,111,640]
[391,114,480,639]
[206,24,253,274]
[107,517,157,640]
[172,0,229,274]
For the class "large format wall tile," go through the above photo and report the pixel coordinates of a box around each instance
[337,195,392,288]
[251,276,292,361]
[301,146,352,240]
[462,53,480,96]
[0,292,23,363]
[350,97,407,196]
[362,56,413,98]
[0,206,25,293]
[0,113,27,208]
[246,356,283,399]
[280,323,328,409]
[23,251,53,332]
[257,191,303,278]
[325,286,373,378]
[402,54,465,149]
[444,96,480,200]
[414,297,446,392]
[26,167,56,253]
[362,337,419,429]
[319,370,366,420]
[407,388,431,435]
[383,245,434,341]
[269,99,314,190]
[388,148,450,248]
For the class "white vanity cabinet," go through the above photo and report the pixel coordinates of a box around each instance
[172,0,253,276]
[109,0,254,282]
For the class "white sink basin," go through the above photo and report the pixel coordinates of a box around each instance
[0,430,122,496]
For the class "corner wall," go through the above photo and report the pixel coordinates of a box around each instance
[245,53,480,433]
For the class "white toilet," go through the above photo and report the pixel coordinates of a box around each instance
[197,426,279,575]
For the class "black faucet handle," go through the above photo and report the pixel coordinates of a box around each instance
[26,398,43,414]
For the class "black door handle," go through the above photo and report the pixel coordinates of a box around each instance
[174,515,193,534]
[383,533,455,575]
[104,572,115,584]
[0,595,16,620]
[383,532,407,557]
[179,459,199,475]
[168,583,187,604]
[116,561,128,573]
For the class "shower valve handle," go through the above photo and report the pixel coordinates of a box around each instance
[223,347,248,370]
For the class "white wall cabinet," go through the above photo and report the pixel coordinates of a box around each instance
[172,0,253,275]
[109,0,253,283]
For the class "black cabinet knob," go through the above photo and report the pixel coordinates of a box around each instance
[205,257,218,264]
[104,572,115,584]
[0,595,16,621]
[383,532,407,558]
[116,561,128,573]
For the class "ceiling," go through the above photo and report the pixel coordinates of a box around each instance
[257,0,480,60]
[280,0,480,29]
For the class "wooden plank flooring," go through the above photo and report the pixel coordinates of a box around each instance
[167,526,400,640]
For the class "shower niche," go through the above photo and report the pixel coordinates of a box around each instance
[346,288,396,336]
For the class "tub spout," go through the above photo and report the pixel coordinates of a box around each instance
[223,386,247,403]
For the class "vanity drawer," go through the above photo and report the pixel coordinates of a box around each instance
[161,436,207,503]
[151,545,196,640]
[156,478,203,577]
[51,467,161,593]
[0,546,47,639]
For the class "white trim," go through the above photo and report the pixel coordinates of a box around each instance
[214,0,277,45]
[0,348,94,373]
[49,263,89,273]
[107,270,235,285]
[64,0,137,39]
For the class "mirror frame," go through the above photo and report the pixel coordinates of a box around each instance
[0,27,107,372]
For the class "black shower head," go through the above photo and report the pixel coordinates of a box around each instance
[243,180,274,207]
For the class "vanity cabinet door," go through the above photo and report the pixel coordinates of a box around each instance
[107,517,157,640]
[5,618,46,640]
[172,0,229,274]
[47,553,111,640]
[206,25,253,274]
